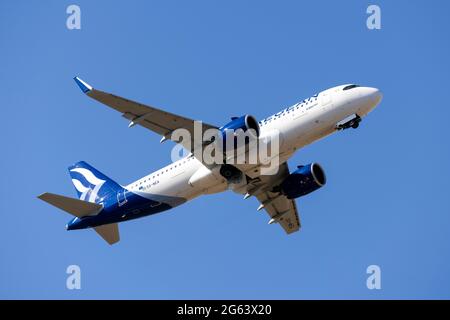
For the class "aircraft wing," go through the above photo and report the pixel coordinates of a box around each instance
[244,162,301,234]
[73,77,218,155]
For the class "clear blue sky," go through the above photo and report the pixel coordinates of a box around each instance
[1,0,449,299]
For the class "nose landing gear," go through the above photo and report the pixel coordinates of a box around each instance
[351,121,360,129]
[336,114,362,130]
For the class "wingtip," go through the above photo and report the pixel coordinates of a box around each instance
[37,192,49,200]
[73,76,93,93]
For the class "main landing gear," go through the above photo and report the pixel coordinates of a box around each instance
[220,164,243,184]
[336,114,362,130]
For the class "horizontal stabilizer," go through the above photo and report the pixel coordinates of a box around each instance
[94,223,120,245]
[38,192,102,217]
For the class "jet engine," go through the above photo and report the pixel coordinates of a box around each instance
[280,163,326,199]
[219,115,260,138]
[211,114,260,160]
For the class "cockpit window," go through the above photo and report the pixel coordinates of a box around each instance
[343,84,360,91]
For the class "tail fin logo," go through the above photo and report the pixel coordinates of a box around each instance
[70,168,106,203]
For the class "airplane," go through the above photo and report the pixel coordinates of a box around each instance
[38,78,382,245]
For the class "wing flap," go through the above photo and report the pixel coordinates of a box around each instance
[256,192,300,234]
[238,162,301,234]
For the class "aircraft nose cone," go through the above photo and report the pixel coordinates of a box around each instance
[365,87,383,105]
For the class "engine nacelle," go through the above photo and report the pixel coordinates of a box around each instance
[280,163,326,199]
[219,114,260,139]
[213,115,260,158]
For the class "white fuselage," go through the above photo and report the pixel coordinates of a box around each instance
[126,84,382,205]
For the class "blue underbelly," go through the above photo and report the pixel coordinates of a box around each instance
[67,191,176,230]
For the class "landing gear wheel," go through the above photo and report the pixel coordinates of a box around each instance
[336,114,362,131]
[220,164,242,183]
[221,168,233,178]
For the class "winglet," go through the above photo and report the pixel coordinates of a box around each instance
[73,76,93,93]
